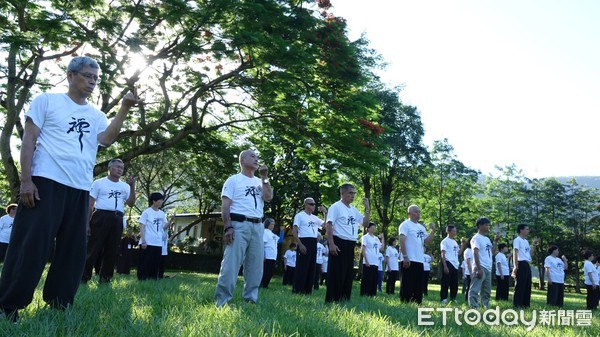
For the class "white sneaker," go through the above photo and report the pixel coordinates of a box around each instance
[441,299,449,305]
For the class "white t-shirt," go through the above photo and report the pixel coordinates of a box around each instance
[463,248,473,275]
[385,246,399,271]
[221,173,264,218]
[377,252,384,271]
[495,252,510,276]
[470,233,493,271]
[0,215,14,243]
[513,236,532,262]
[139,207,168,247]
[583,260,595,285]
[544,256,565,284]
[440,237,459,269]
[326,200,364,241]
[90,177,131,212]
[361,234,381,265]
[398,219,427,263]
[316,242,325,264]
[263,229,279,260]
[284,249,296,267]
[423,254,432,271]
[27,93,108,190]
[293,211,324,238]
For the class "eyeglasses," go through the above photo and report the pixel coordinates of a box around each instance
[307,203,316,206]
[74,71,100,83]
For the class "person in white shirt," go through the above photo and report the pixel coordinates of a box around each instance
[494,243,510,301]
[214,149,273,307]
[440,225,463,304]
[0,204,17,262]
[137,193,169,280]
[359,223,384,297]
[0,56,140,322]
[399,205,435,304]
[314,234,326,290]
[82,158,136,284]
[292,198,327,295]
[283,243,297,286]
[325,184,370,303]
[468,217,499,309]
[583,251,597,310]
[377,251,384,292]
[462,240,473,302]
[385,237,400,294]
[422,251,432,296]
[544,245,568,307]
[512,224,539,308]
[260,218,279,288]
[320,241,329,286]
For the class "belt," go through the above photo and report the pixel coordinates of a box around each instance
[230,213,261,223]
[96,209,124,217]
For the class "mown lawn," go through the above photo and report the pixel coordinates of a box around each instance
[0,270,598,337]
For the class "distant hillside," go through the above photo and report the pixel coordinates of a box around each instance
[554,176,600,190]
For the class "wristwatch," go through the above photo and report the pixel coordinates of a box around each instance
[262,178,270,184]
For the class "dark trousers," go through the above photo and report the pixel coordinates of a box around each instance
[158,254,167,279]
[441,264,459,301]
[293,238,317,294]
[400,261,424,304]
[82,210,124,282]
[586,285,599,310]
[422,270,430,295]
[0,177,88,310]
[463,275,471,302]
[137,245,162,280]
[282,266,295,285]
[314,263,322,289]
[546,282,564,307]
[513,260,532,307]
[360,265,378,296]
[386,270,398,294]
[325,237,356,303]
[0,243,8,262]
[260,259,276,288]
[496,275,510,301]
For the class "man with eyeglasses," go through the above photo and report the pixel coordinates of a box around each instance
[292,197,327,295]
[0,56,141,322]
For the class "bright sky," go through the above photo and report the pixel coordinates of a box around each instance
[332,0,600,178]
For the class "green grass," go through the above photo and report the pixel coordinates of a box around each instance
[0,270,598,337]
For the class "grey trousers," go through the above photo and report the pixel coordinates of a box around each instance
[468,267,492,308]
[214,219,264,307]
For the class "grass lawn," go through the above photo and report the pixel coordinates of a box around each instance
[0,270,598,336]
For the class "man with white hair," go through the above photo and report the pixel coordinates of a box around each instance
[214,149,273,307]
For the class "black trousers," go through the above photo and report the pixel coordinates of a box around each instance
[360,264,378,296]
[82,210,124,282]
[400,261,424,304]
[463,275,471,302]
[282,266,295,285]
[0,177,88,310]
[137,245,162,280]
[325,237,356,303]
[422,270,430,295]
[0,242,8,262]
[158,254,167,279]
[260,259,276,288]
[496,275,510,301]
[386,270,398,294]
[586,285,599,310]
[513,260,532,307]
[293,237,317,294]
[546,282,564,307]
[314,263,322,290]
[440,263,459,301]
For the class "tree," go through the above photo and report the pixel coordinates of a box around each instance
[1,0,384,201]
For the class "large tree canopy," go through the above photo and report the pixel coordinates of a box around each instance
[0,0,383,201]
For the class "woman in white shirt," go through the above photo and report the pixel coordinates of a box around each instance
[360,222,384,297]
[544,245,568,307]
[385,237,400,294]
[260,218,279,288]
[583,250,597,310]
[0,204,17,262]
